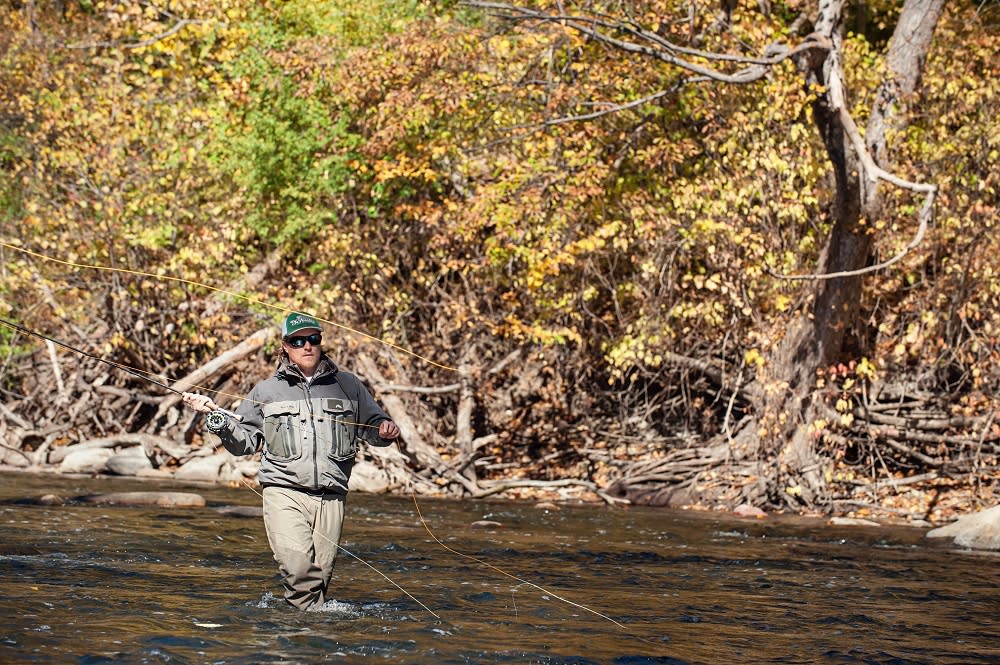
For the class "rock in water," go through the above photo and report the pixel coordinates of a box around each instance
[212,505,264,518]
[77,491,206,508]
[734,504,767,518]
[926,504,1000,551]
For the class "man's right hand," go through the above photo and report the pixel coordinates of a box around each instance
[181,392,218,413]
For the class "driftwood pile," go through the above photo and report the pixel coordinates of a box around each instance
[599,374,999,511]
[2,316,997,514]
[0,327,274,485]
[0,326,614,501]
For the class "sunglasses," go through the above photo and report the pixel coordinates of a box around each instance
[284,333,322,348]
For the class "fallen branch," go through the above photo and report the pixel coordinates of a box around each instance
[0,402,30,429]
[872,426,991,450]
[355,353,452,476]
[0,441,34,465]
[47,433,188,465]
[153,327,273,420]
[837,471,940,489]
[857,409,988,431]
[374,382,461,394]
[472,477,628,504]
[94,384,163,405]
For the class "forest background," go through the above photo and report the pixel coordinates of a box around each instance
[1,0,998,522]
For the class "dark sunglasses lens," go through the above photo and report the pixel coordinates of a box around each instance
[288,334,322,348]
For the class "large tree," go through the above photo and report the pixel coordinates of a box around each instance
[469,0,947,509]
[764,0,943,507]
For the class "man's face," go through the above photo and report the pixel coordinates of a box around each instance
[282,328,322,376]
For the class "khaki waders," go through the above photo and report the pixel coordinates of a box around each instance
[262,485,346,610]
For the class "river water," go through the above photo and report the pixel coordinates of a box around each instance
[0,471,996,664]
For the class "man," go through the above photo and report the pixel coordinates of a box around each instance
[182,312,401,610]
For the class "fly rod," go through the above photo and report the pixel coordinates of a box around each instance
[0,316,238,422]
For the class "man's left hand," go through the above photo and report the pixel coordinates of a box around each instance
[378,420,401,440]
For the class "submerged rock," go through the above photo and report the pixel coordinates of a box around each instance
[211,505,264,518]
[106,448,155,476]
[77,491,206,508]
[734,504,767,518]
[926,504,1000,551]
[829,517,881,527]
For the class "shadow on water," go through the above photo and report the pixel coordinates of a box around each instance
[0,471,997,664]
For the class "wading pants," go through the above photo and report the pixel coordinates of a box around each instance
[262,486,346,610]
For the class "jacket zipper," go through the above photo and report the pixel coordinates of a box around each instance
[299,379,320,491]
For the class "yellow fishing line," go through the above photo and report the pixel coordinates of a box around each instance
[2,242,658,645]
[409,493,640,634]
[0,240,456,371]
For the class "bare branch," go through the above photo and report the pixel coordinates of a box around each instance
[766,189,935,281]
[472,477,628,504]
[467,1,938,283]
[486,79,704,143]
[466,1,830,84]
[373,382,462,394]
[767,0,940,281]
[61,18,209,50]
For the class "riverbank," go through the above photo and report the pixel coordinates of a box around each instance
[6,461,1000,553]
[1,458,993,528]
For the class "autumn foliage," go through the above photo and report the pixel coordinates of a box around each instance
[1,0,998,519]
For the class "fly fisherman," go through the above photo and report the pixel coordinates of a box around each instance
[181,312,401,610]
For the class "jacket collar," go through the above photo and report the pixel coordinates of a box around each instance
[276,354,339,383]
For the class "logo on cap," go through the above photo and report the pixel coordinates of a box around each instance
[282,312,321,337]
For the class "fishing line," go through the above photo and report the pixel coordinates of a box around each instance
[0,240,456,371]
[3,245,653,643]
[408,492,640,634]
[0,316,440,618]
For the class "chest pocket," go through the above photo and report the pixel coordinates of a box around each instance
[320,397,358,461]
[262,400,302,461]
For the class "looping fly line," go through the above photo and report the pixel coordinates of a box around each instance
[0,242,657,643]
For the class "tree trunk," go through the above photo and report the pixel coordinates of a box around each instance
[757,0,945,509]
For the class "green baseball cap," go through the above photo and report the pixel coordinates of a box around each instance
[282,312,322,338]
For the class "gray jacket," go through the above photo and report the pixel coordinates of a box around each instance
[215,354,393,495]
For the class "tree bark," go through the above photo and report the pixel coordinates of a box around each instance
[455,359,478,484]
[759,0,945,509]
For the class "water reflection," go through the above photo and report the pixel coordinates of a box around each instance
[0,471,997,664]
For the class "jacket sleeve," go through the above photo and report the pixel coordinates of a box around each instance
[214,386,264,457]
[340,372,393,447]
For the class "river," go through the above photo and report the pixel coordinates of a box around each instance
[0,471,996,664]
